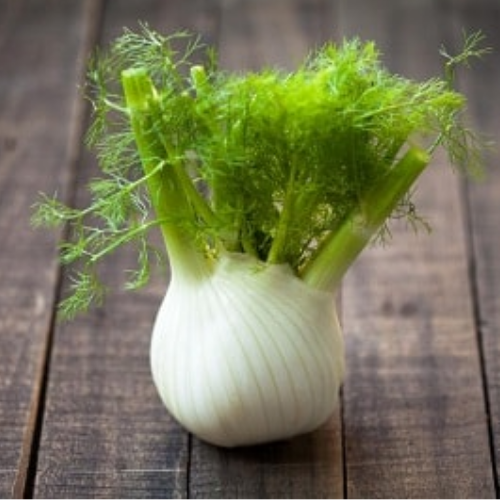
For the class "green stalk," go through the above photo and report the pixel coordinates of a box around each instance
[301,147,429,292]
[121,68,212,282]
[267,158,298,264]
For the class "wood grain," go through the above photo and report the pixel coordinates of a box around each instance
[190,419,343,499]
[32,1,218,498]
[0,0,498,497]
[337,0,496,497]
[218,0,334,71]
[451,0,500,491]
[189,1,344,498]
[0,0,96,497]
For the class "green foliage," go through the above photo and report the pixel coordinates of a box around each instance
[32,24,487,317]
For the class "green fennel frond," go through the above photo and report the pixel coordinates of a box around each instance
[440,31,491,86]
[32,25,488,316]
[432,30,491,178]
[58,270,107,320]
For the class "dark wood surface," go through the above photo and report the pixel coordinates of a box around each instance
[0,0,498,498]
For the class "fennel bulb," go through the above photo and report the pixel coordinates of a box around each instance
[151,253,344,447]
[32,27,487,447]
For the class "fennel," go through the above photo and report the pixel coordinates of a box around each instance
[32,26,487,446]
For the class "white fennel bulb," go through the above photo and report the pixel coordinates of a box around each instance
[150,253,344,447]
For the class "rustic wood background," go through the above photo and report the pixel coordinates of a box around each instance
[0,0,499,497]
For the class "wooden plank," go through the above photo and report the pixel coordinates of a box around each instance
[217,0,334,71]
[451,0,500,492]
[0,0,97,497]
[32,1,219,498]
[188,1,344,498]
[337,0,496,497]
[190,426,343,499]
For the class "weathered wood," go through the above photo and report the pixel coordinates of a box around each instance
[1,0,496,497]
[32,1,218,498]
[452,0,500,492]
[217,0,334,71]
[190,420,343,499]
[0,0,97,497]
[337,0,496,497]
[188,1,344,498]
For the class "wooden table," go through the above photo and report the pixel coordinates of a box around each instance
[1,0,499,497]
